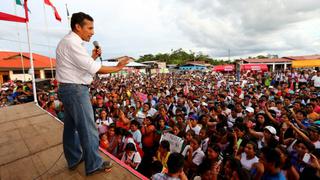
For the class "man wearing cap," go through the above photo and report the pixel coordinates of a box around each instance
[245,106,255,122]
[248,125,279,149]
[307,125,320,149]
[185,114,201,135]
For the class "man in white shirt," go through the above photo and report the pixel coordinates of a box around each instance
[56,12,129,176]
[312,71,320,89]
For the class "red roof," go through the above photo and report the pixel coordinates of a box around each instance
[283,55,320,60]
[0,51,56,69]
[243,58,291,63]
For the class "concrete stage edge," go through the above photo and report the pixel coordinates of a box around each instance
[0,102,147,180]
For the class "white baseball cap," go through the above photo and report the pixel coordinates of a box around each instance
[245,107,255,113]
[264,126,277,135]
[201,102,208,106]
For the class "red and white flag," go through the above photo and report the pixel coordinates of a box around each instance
[0,0,29,23]
[0,12,26,23]
[44,0,61,21]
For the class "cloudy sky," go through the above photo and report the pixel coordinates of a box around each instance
[0,0,320,59]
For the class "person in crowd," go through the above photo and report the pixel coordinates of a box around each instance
[129,120,142,148]
[153,140,171,169]
[237,141,259,171]
[121,142,142,169]
[185,136,205,178]
[99,133,109,150]
[3,65,320,179]
[152,152,188,180]
[185,114,201,135]
[259,147,286,180]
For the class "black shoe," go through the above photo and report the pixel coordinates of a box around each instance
[69,158,84,170]
[86,161,113,176]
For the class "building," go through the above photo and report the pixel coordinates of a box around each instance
[240,58,291,71]
[102,57,148,74]
[0,51,56,83]
[283,55,320,68]
[240,54,320,71]
[178,61,211,71]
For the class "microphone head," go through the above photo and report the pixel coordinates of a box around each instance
[93,41,100,48]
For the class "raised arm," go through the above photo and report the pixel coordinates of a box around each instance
[98,57,130,74]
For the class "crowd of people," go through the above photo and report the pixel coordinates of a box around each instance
[1,68,320,179]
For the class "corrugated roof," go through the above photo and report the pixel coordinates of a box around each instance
[243,58,291,63]
[284,55,320,60]
[0,51,55,69]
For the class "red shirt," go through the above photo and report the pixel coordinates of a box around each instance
[315,105,320,114]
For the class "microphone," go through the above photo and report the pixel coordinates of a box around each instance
[93,41,102,61]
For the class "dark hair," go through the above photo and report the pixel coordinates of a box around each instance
[208,144,221,154]
[160,140,170,152]
[296,139,315,152]
[131,120,139,127]
[99,133,106,139]
[71,12,93,31]
[246,141,258,152]
[151,160,163,175]
[234,123,247,132]
[167,153,184,174]
[296,110,307,117]
[220,157,251,180]
[261,147,281,168]
[192,136,202,146]
[125,142,136,152]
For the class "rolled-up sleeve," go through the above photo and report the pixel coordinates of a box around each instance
[68,41,102,75]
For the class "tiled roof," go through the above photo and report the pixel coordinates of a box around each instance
[243,58,291,63]
[283,55,320,60]
[0,51,55,69]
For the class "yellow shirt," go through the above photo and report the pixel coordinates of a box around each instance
[156,151,170,169]
[308,112,320,122]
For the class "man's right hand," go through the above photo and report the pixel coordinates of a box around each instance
[116,56,130,68]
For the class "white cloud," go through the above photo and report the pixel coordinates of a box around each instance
[159,0,320,58]
[0,0,319,59]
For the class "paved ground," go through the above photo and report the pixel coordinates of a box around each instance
[0,102,142,180]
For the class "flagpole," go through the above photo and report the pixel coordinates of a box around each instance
[13,1,26,82]
[25,22,38,104]
[42,3,54,80]
[65,4,71,28]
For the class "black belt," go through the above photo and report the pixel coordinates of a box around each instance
[81,84,90,88]
[60,83,90,88]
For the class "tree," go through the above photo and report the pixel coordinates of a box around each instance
[136,49,233,65]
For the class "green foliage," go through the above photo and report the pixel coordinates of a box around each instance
[136,49,234,65]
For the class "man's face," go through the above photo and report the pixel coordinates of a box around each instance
[76,19,94,42]
[49,95,55,102]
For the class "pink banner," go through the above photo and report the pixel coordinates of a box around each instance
[136,92,147,102]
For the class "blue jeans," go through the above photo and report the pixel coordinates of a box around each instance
[58,83,103,174]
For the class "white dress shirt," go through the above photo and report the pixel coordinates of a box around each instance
[192,147,205,166]
[56,31,101,85]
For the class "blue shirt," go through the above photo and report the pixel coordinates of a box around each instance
[262,172,286,180]
[152,173,180,180]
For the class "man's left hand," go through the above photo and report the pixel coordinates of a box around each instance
[117,56,130,68]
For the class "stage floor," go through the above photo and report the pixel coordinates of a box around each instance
[0,102,142,180]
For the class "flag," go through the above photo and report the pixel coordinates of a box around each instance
[0,12,26,23]
[16,0,22,5]
[44,0,61,21]
[24,0,29,22]
[15,0,31,12]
